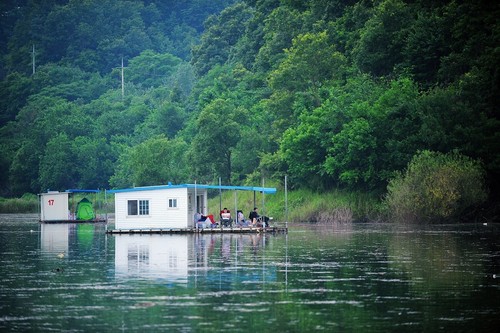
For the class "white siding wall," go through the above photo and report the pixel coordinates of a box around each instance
[115,187,207,229]
[40,192,69,221]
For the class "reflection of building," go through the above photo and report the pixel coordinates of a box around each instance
[113,233,278,287]
[114,235,189,283]
[40,223,69,255]
[40,223,106,258]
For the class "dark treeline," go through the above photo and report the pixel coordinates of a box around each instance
[0,0,498,205]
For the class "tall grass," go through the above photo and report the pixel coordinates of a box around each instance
[3,188,382,223]
[0,193,39,213]
[208,186,383,224]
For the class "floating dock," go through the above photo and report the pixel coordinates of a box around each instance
[40,218,107,224]
[106,226,288,235]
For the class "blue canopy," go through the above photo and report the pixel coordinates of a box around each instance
[107,183,277,194]
[66,189,101,193]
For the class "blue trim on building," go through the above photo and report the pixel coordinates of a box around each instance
[66,189,101,193]
[107,183,277,194]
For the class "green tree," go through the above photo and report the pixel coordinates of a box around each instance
[0,72,32,126]
[127,50,183,88]
[39,133,78,191]
[191,2,253,76]
[267,30,347,137]
[253,4,304,71]
[72,136,115,189]
[190,98,242,183]
[110,135,189,188]
[8,141,42,195]
[269,31,346,93]
[352,0,412,77]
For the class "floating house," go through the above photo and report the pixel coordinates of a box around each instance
[39,189,106,223]
[107,183,280,233]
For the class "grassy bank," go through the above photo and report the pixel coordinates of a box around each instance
[208,186,384,224]
[0,194,39,213]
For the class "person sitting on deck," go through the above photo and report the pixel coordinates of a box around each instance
[194,212,211,229]
[220,208,232,227]
[249,207,270,227]
[249,207,262,227]
[236,210,249,227]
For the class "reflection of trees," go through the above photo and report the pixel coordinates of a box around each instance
[388,233,482,295]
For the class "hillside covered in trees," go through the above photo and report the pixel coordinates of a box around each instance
[0,0,498,207]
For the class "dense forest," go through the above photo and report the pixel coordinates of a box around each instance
[0,0,498,207]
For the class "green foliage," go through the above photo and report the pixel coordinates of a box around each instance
[127,50,182,88]
[110,135,190,188]
[190,98,243,183]
[253,5,304,71]
[385,151,488,223]
[353,0,412,76]
[72,137,115,189]
[0,72,32,125]
[191,2,253,76]
[0,0,498,218]
[269,31,346,92]
[39,133,78,191]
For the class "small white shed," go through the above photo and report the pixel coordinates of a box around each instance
[109,184,209,230]
[40,191,70,221]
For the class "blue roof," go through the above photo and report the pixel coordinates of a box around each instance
[107,183,277,194]
[66,189,101,193]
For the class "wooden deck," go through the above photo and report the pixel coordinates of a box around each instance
[40,218,108,224]
[106,226,288,234]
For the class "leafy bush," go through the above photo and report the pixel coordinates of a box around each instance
[385,150,487,223]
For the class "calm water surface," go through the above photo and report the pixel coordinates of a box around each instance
[0,214,498,332]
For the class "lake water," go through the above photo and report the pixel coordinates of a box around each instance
[0,214,498,332]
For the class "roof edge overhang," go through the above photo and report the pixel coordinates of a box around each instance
[39,189,101,195]
[107,183,277,194]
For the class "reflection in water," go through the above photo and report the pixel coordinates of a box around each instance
[1,215,498,332]
[386,227,496,302]
[113,233,277,288]
[115,234,189,283]
[40,223,69,255]
[39,222,107,260]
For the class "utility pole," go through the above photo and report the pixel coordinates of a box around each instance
[32,44,35,75]
[121,57,124,99]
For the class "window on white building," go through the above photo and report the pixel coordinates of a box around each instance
[139,200,149,215]
[127,200,149,216]
[168,198,178,208]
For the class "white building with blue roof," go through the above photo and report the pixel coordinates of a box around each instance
[108,183,277,231]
